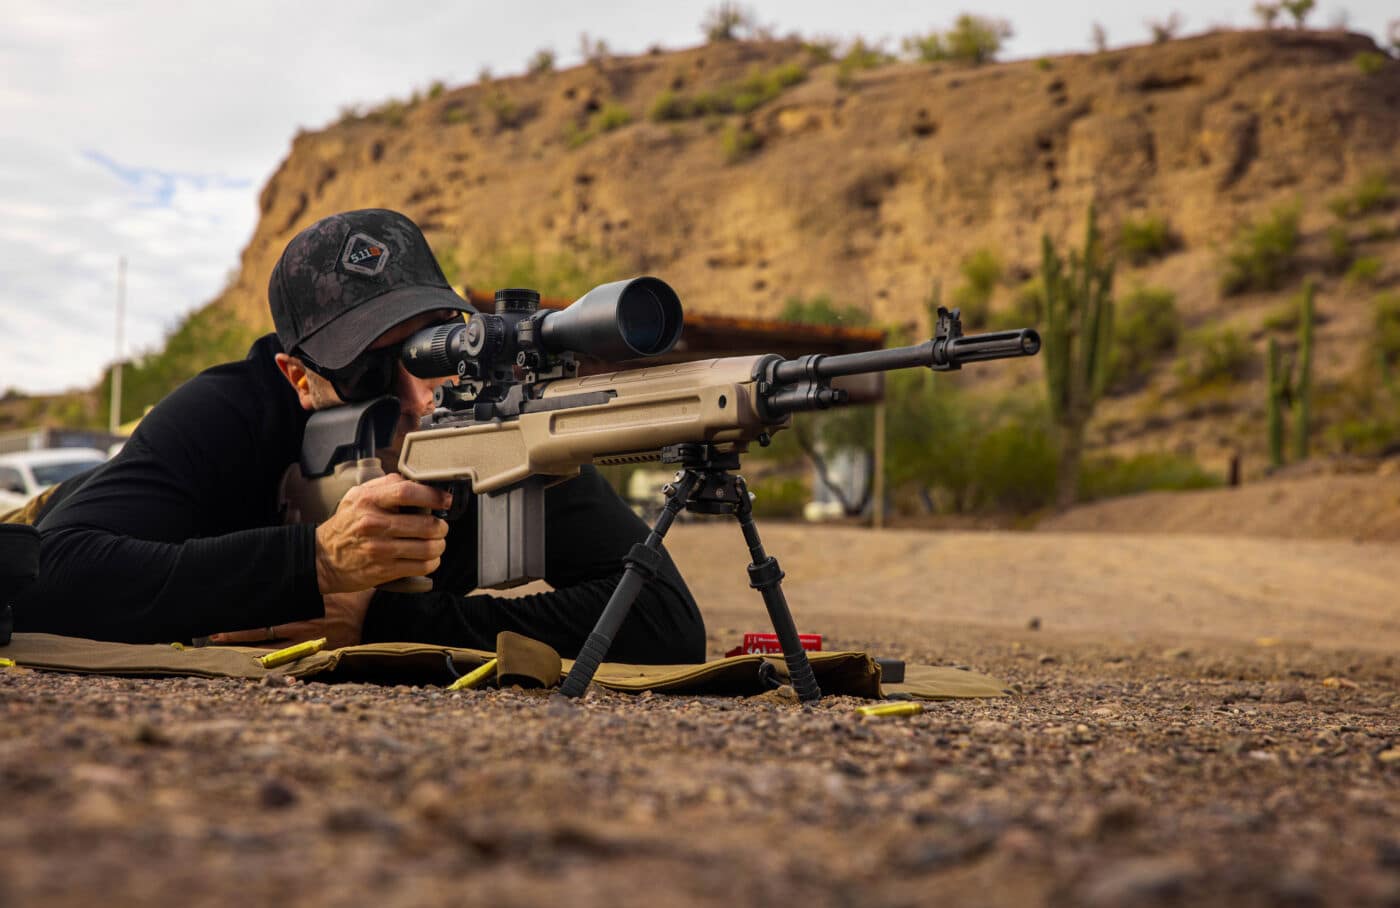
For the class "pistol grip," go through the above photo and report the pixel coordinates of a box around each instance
[375,503,434,594]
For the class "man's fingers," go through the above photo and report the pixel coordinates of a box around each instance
[348,511,447,540]
[367,477,452,511]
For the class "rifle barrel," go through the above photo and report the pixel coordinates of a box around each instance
[770,328,1040,384]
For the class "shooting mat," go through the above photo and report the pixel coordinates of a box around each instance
[0,633,1009,700]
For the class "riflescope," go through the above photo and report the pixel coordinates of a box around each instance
[402,276,683,385]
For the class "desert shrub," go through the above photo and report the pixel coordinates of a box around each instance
[1354,51,1387,75]
[989,277,1043,330]
[904,15,1012,64]
[427,81,446,100]
[1328,172,1396,219]
[779,294,870,326]
[747,475,809,518]
[1119,213,1176,264]
[649,90,691,122]
[1110,286,1181,390]
[1345,256,1383,286]
[944,14,1013,64]
[1147,12,1183,43]
[569,101,633,146]
[1375,291,1400,371]
[1080,452,1221,500]
[527,48,555,75]
[886,377,1058,515]
[594,103,631,131]
[1175,327,1253,390]
[721,123,761,162]
[485,91,524,130]
[836,39,891,87]
[1220,203,1301,295]
[1325,224,1354,274]
[365,99,408,126]
[701,2,755,42]
[950,249,1001,328]
[731,63,806,112]
[802,38,839,64]
[1281,0,1314,27]
[649,64,806,121]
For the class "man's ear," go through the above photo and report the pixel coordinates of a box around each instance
[274,352,318,411]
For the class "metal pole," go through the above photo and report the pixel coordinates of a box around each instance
[108,257,126,436]
[872,400,886,529]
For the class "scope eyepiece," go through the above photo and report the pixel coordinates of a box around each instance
[402,322,472,379]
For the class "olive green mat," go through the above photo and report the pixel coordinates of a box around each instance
[0,632,1009,700]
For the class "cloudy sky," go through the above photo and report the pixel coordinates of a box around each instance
[1,1,1393,394]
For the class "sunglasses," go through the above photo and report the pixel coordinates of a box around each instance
[300,317,464,402]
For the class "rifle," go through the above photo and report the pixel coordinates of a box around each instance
[284,277,1039,701]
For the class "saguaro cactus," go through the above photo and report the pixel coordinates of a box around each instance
[1292,280,1315,461]
[1264,279,1317,469]
[1042,205,1115,509]
[1266,337,1286,468]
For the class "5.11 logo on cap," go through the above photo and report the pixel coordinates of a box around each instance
[341,233,391,276]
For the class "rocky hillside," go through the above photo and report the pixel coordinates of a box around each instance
[73,29,1400,475]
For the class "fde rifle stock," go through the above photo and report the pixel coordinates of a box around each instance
[283,277,1039,700]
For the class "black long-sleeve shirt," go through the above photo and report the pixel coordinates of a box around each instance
[15,335,705,662]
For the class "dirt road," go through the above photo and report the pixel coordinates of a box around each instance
[1,525,1396,907]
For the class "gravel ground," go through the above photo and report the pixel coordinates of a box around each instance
[2,526,1397,907]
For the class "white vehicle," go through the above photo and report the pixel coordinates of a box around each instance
[0,448,108,511]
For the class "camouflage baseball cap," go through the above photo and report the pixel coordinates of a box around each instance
[268,209,469,369]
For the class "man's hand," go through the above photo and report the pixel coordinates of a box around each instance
[209,590,375,650]
[315,473,451,594]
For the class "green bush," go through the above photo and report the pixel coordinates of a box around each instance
[566,102,634,148]
[648,64,807,122]
[836,39,890,87]
[649,89,692,122]
[884,377,1057,515]
[1345,256,1383,286]
[1328,172,1396,219]
[1220,203,1301,295]
[802,39,838,64]
[1110,286,1181,390]
[1175,327,1253,390]
[1119,214,1176,264]
[1375,291,1400,371]
[1325,224,1354,274]
[778,294,870,326]
[903,15,1012,64]
[1080,452,1221,500]
[527,48,556,75]
[721,123,761,163]
[1354,51,1387,75]
[989,278,1043,330]
[486,91,524,130]
[950,248,1001,328]
[701,2,754,42]
[747,475,809,518]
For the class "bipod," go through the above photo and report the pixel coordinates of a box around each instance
[558,443,822,702]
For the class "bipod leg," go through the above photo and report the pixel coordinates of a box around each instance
[559,470,699,698]
[734,480,821,703]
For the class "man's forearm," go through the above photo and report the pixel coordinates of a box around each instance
[14,524,324,644]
